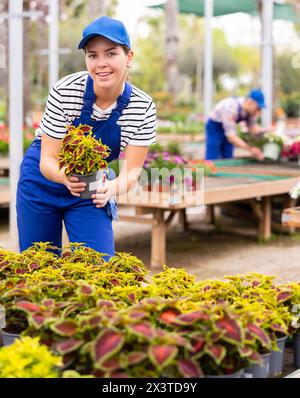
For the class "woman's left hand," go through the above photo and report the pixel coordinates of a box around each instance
[92,180,114,208]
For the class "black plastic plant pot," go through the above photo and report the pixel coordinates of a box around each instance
[269,336,287,376]
[292,330,300,368]
[71,169,107,199]
[244,352,271,378]
[0,329,20,346]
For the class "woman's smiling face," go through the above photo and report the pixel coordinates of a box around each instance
[84,36,133,93]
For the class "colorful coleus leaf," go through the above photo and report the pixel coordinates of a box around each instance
[58,159,67,169]
[215,316,242,344]
[42,299,55,307]
[55,339,83,355]
[93,329,125,365]
[177,359,203,378]
[97,300,115,309]
[148,345,178,370]
[127,310,148,320]
[159,307,181,325]
[127,322,155,340]
[15,268,27,275]
[247,323,271,348]
[99,357,120,372]
[51,320,78,337]
[177,310,209,324]
[65,163,75,175]
[62,303,85,318]
[30,314,47,329]
[192,336,206,354]
[238,346,253,358]
[269,323,286,334]
[80,125,92,133]
[276,291,292,303]
[127,352,147,366]
[15,301,42,313]
[89,315,102,328]
[205,344,226,365]
[78,284,94,296]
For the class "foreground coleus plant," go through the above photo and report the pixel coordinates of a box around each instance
[16,297,266,377]
[57,124,110,176]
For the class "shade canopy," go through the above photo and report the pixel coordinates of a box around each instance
[151,0,299,22]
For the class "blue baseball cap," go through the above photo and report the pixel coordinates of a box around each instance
[248,89,266,109]
[78,16,131,50]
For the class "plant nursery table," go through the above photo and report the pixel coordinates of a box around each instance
[118,159,300,269]
[0,157,9,177]
[0,178,9,207]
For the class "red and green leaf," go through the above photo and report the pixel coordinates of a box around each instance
[30,314,47,328]
[148,345,178,369]
[56,339,83,355]
[177,310,209,324]
[205,344,226,365]
[99,357,120,372]
[247,323,271,348]
[276,291,292,303]
[127,322,155,340]
[93,329,124,365]
[177,359,203,378]
[78,284,94,295]
[51,320,78,337]
[15,301,42,313]
[127,352,147,366]
[215,316,242,344]
[159,308,180,324]
[127,311,148,320]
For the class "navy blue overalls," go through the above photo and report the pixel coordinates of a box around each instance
[205,99,249,160]
[17,75,132,256]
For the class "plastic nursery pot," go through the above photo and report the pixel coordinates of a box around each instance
[262,142,281,161]
[244,352,271,378]
[204,369,244,378]
[292,330,300,369]
[0,329,20,346]
[71,169,106,199]
[269,336,288,376]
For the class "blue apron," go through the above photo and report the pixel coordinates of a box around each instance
[17,75,132,256]
[205,100,248,160]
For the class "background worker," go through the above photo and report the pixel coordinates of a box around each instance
[205,89,269,161]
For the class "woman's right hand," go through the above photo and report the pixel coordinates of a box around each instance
[64,175,86,197]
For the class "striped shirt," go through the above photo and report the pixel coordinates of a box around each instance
[35,71,157,150]
[209,97,257,137]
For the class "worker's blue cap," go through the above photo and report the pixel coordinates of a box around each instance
[78,16,131,50]
[248,89,266,109]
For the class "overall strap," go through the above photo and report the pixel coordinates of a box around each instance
[80,75,96,123]
[108,82,132,124]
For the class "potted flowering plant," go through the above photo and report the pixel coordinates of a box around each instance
[282,141,300,164]
[262,133,284,161]
[58,124,110,198]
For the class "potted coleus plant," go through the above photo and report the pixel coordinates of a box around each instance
[58,124,111,199]
[0,336,63,378]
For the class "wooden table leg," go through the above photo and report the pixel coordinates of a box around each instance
[259,196,271,240]
[151,209,166,270]
[282,195,296,234]
[178,209,188,231]
[206,205,215,225]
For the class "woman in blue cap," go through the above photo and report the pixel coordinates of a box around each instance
[17,16,156,256]
[205,89,269,160]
